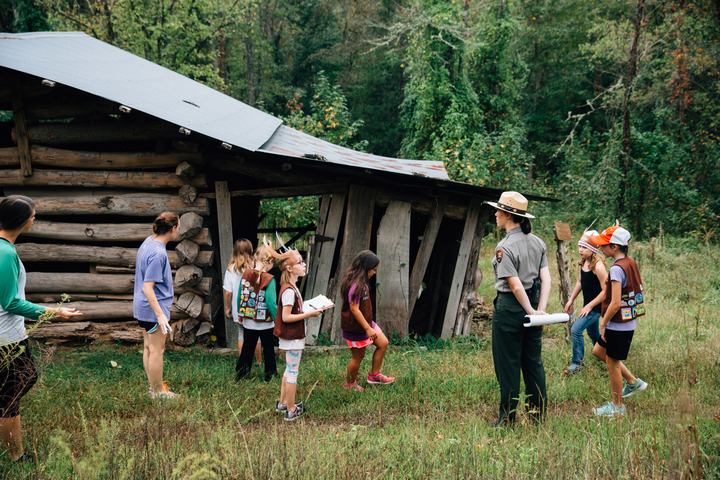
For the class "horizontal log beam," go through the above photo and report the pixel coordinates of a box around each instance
[16,243,214,268]
[26,272,135,293]
[16,122,186,146]
[0,167,207,189]
[3,190,209,216]
[28,320,143,343]
[25,220,211,245]
[201,183,347,199]
[25,293,134,303]
[35,301,192,322]
[0,145,202,170]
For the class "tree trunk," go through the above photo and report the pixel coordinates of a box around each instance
[619,0,645,216]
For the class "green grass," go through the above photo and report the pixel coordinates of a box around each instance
[2,236,720,479]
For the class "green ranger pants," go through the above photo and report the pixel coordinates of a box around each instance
[491,292,547,423]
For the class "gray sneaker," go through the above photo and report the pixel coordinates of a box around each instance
[622,378,648,398]
[564,363,583,375]
[275,400,287,413]
[284,402,305,421]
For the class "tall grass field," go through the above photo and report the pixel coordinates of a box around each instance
[2,236,719,479]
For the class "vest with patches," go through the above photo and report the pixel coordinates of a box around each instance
[237,269,274,322]
[601,256,645,322]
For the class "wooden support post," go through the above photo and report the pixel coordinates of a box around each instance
[215,181,237,347]
[10,77,32,176]
[440,199,482,340]
[328,185,376,344]
[376,200,411,339]
[408,196,446,317]
[454,205,492,336]
[305,192,346,343]
[554,221,574,341]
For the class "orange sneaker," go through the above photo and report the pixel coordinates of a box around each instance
[151,381,179,400]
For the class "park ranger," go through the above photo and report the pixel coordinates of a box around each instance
[487,191,551,426]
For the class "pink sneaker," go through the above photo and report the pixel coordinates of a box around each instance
[344,380,365,392]
[367,371,395,385]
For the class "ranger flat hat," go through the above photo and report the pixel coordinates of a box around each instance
[486,191,535,218]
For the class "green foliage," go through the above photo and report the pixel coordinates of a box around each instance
[0,0,50,32]
[35,0,720,237]
[281,71,368,151]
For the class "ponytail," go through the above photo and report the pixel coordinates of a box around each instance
[153,212,179,235]
[511,213,532,234]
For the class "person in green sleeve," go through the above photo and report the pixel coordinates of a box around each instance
[0,195,82,462]
[487,191,551,427]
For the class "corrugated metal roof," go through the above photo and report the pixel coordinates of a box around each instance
[0,31,451,181]
[259,125,449,180]
[0,31,281,152]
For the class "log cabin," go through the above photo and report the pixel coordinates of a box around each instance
[0,32,552,346]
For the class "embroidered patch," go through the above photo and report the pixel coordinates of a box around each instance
[496,250,503,263]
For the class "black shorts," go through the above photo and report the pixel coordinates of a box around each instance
[597,328,634,360]
[137,320,159,333]
[0,340,38,418]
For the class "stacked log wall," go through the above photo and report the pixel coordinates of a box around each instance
[1,90,218,345]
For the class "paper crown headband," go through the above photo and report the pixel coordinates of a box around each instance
[262,234,303,271]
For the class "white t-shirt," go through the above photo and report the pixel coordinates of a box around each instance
[278,287,306,350]
[223,269,242,323]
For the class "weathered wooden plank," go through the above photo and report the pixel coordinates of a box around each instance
[3,190,209,216]
[24,220,211,245]
[376,200,411,338]
[15,242,212,268]
[306,191,347,344]
[25,272,135,294]
[34,301,185,322]
[408,196,446,318]
[10,77,32,176]
[554,222,574,342]
[0,145,202,170]
[28,320,144,343]
[328,185,376,344]
[441,199,482,340]
[0,167,207,188]
[18,122,185,146]
[215,180,238,346]
[454,204,492,336]
[201,183,348,199]
[25,293,135,302]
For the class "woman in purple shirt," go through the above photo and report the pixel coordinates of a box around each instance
[134,212,180,400]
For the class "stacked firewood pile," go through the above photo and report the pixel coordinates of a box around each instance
[1,140,220,345]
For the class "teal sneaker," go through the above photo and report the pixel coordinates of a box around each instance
[593,401,626,417]
[622,378,648,398]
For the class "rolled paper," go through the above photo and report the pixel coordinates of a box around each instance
[523,313,570,327]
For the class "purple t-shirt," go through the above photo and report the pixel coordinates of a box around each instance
[606,257,637,332]
[133,236,174,322]
[342,283,377,341]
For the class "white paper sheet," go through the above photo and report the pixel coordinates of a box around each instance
[303,294,334,312]
[523,313,570,327]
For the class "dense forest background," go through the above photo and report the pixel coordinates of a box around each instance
[3,0,719,239]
